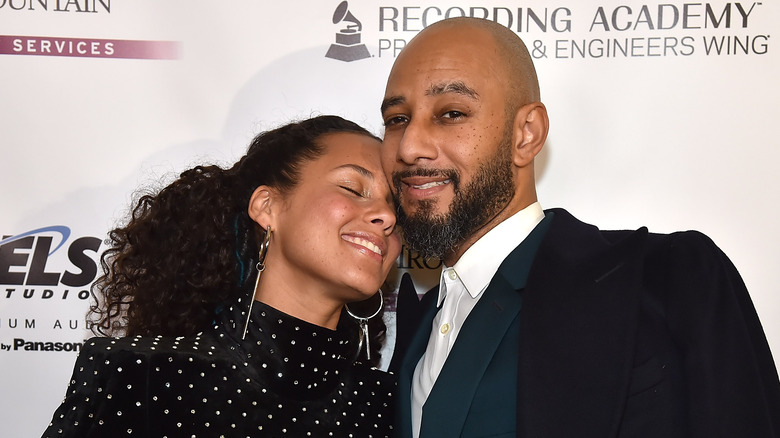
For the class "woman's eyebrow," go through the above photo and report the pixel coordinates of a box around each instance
[333,164,374,179]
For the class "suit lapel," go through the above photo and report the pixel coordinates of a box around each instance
[419,273,522,437]
[418,215,553,437]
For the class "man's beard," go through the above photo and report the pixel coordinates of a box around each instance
[392,131,515,260]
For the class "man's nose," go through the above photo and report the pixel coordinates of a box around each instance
[396,118,438,165]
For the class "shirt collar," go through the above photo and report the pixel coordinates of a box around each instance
[437,202,544,305]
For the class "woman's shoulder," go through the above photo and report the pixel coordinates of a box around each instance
[79,328,227,363]
[42,328,237,437]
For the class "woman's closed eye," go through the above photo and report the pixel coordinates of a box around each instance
[340,185,365,197]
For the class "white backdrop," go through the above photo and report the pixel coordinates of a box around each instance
[1,1,778,436]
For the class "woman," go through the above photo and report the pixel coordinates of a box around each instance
[42,115,401,437]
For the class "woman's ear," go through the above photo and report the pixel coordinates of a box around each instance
[511,102,549,168]
[248,186,276,229]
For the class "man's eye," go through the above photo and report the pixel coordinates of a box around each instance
[384,115,408,127]
[441,110,465,119]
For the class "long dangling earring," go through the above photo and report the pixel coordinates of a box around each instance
[242,226,272,340]
[344,289,383,361]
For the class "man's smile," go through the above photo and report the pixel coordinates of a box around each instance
[409,179,451,190]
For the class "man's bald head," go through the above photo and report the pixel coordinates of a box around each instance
[395,17,541,114]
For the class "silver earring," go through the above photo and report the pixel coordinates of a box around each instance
[242,226,271,340]
[344,289,383,361]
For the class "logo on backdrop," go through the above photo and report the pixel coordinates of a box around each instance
[1,226,102,301]
[323,2,770,60]
[0,0,110,13]
[0,35,180,59]
[325,1,371,62]
[0,338,84,353]
[0,1,178,61]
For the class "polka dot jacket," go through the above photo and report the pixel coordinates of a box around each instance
[42,300,396,437]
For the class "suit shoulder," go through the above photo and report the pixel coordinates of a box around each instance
[643,229,726,267]
[598,226,721,262]
[646,229,715,246]
[639,229,750,320]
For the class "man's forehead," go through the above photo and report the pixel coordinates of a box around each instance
[388,42,500,90]
[387,54,486,88]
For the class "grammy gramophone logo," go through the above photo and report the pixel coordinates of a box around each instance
[325,1,370,62]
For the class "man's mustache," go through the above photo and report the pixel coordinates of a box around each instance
[391,168,460,192]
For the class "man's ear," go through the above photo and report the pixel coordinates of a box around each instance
[247,186,277,230]
[511,102,549,168]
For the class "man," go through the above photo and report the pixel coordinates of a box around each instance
[381,17,780,438]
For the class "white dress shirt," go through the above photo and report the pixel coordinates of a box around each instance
[411,202,545,437]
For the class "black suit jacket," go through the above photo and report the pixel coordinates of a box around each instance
[391,208,780,437]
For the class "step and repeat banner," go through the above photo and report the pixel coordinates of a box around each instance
[2,1,778,436]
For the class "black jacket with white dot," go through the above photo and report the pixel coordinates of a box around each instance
[42,301,395,437]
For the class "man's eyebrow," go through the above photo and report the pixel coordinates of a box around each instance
[380,81,479,115]
[427,81,479,99]
[380,96,405,115]
[334,163,374,179]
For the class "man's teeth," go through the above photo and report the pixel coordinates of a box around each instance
[412,179,450,190]
[344,236,382,255]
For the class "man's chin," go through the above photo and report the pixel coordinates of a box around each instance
[401,198,450,219]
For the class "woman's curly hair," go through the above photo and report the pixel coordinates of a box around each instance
[88,115,388,363]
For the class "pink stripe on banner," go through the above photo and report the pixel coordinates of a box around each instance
[0,35,180,60]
